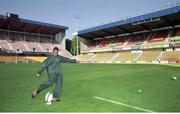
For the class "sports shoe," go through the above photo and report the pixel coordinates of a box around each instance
[32,89,39,98]
[52,97,60,102]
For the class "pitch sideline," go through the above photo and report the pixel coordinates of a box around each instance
[94,96,155,113]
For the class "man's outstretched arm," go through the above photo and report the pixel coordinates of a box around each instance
[60,56,77,63]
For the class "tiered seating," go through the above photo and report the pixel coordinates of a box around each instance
[78,54,94,61]
[28,42,42,52]
[171,28,180,37]
[160,51,180,62]
[0,31,73,58]
[110,36,127,47]
[91,52,115,62]
[0,40,10,49]
[127,33,147,45]
[138,50,161,62]
[115,51,139,61]
[98,39,111,47]
[148,30,168,43]
[40,43,51,52]
[11,41,26,52]
[170,28,180,43]
[93,39,110,50]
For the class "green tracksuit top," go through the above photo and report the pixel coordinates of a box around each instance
[37,55,76,75]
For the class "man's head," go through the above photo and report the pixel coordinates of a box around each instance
[52,47,60,56]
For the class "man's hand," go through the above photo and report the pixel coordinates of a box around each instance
[36,73,40,77]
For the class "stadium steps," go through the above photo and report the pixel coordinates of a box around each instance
[143,32,153,44]
[156,51,164,60]
[138,50,161,62]
[167,29,173,41]
[159,51,180,62]
[59,46,73,58]
[134,52,143,61]
[37,43,45,52]
[6,41,14,50]
[111,53,120,61]
[21,42,30,51]
[123,36,131,47]
[88,54,96,61]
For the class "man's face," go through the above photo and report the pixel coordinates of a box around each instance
[53,49,59,56]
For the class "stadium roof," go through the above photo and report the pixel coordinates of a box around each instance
[0,14,68,35]
[77,4,180,39]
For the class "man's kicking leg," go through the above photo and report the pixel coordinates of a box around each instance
[32,74,55,98]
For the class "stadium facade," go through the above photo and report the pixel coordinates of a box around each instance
[76,4,180,64]
[0,13,73,63]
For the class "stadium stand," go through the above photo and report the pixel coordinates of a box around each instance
[76,4,180,64]
[0,13,73,63]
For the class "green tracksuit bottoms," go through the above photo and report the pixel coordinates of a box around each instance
[37,73,63,98]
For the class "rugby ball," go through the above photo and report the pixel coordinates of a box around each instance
[45,92,53,103]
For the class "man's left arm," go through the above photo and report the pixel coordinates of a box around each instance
[60,56,77,63]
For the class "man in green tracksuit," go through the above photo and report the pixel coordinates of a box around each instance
[32,47,77,101]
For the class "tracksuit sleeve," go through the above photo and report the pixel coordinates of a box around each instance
[61,56,77,63]
[37,58,49,75]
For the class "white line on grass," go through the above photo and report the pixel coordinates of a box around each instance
[94,96,155,113]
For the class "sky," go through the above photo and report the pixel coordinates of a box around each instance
[0,0,180,39]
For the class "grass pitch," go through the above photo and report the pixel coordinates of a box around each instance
[0,63,180,112]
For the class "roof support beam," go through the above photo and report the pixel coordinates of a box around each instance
[30,25,42,33]
[115,26,132,34]
[17,23,27,31]
[90,33,105,38]
[140,24,151,31]
[3,20,10,29]
[80,35,93,39]
[101,30,119,36]
[41,28,51,34]
[161,17,175,28]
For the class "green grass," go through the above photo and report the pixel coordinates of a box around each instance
[0,63,180,112]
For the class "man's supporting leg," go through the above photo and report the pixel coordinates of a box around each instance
[53,73,63,99]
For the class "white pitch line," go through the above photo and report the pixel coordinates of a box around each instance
[94,96,155,113]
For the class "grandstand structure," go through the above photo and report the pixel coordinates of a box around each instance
[76,4,180,64]
[0,13,73,63]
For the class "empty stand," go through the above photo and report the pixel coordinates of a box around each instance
[0,30,73,58]
[148,30,168,43]
[160,51,180,62]
[78,54,94,62]
[115,51,139,61]
[91,52,116,62]
[127,33,148,45]
[138,50,161,62]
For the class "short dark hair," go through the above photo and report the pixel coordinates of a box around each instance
[53,47,59,51]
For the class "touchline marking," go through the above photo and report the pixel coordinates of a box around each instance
[94,96,155,113]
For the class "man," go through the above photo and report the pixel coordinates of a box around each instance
[32,47,77,101]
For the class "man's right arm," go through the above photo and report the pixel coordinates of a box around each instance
[37,57,50,75]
